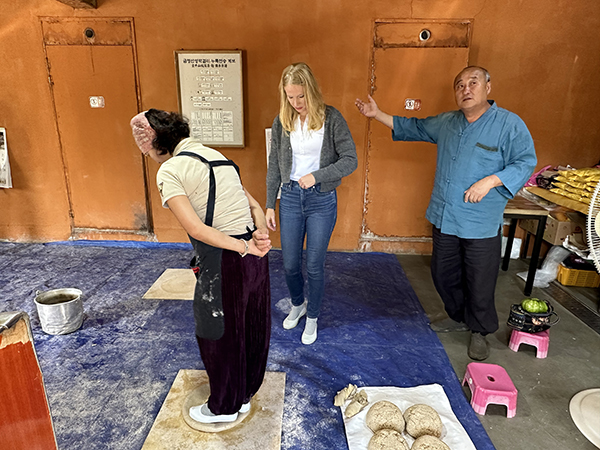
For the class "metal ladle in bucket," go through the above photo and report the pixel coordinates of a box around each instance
[34,288,84,335]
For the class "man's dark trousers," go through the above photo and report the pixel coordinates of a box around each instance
[430,226,502,335]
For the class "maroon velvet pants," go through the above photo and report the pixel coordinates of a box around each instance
[196,250,271,415]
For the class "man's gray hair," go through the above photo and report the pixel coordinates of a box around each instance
[460,66,491,82]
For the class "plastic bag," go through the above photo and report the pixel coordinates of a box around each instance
[517,245,571,288]
[525,164,552,187]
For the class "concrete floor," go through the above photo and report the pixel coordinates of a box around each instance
[397,255,600,450]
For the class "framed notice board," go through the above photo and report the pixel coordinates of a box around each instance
[175,50,244,147]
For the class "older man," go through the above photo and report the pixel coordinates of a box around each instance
[356,66,536,360]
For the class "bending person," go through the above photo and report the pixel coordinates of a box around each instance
[266,62,357,345]
[130,109,271,424]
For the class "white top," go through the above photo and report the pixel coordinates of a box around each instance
[156,138,253,235]
[289,117,324,181]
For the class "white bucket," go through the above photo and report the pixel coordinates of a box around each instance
[34,288,84,335]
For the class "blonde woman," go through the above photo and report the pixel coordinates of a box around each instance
[266,63,357,344]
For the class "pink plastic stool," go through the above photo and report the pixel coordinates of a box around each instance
[462,362,518,418]
[509,329,549,358]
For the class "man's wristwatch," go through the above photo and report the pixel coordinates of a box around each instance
[239,239,249,257]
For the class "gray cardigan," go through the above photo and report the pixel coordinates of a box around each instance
[266,105,358,209]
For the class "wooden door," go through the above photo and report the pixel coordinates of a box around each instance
[361,20,471,253]
[42,18,151,239]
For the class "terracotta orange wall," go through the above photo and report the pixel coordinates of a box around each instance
[1,0,599,250]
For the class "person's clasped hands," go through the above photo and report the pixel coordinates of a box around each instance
[250,228,271,257]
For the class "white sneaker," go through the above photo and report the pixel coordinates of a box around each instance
[283,302,307,329]
[302,318,318,345]
[239,401,251,414]
[189,403,238,424]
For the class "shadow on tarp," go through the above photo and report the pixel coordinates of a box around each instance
[0,242,494,450]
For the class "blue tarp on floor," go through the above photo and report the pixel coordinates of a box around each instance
[0,242,494,449]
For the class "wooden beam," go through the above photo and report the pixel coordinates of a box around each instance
[55,0,97,9]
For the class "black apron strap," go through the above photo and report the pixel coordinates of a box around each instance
[176,151,240,227]
[210,159,241,175]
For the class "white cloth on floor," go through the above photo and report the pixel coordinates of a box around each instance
[340,383,476,450]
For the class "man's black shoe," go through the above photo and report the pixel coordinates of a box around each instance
[429,317,470,333]
[468,332,489,361]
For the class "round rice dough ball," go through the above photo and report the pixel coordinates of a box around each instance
[403,404,443,438]
[368,428,409,450]
[412,435,451,450]
[366,400,405,433]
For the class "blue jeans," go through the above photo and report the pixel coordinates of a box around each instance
[279,181,337,319]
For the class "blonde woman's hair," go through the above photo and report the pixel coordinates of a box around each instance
[278,62,326,133]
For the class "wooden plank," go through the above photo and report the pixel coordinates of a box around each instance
[0,314,57,450]
[505,195,550,216]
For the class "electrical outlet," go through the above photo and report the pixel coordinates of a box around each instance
[404,98,422,111]
[89,96,105,108]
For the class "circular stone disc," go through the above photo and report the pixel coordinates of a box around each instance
[569,388,600,447]
[181,382,251,433]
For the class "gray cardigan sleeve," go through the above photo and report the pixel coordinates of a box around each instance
[311,106,358,185]
[265,116,283,209]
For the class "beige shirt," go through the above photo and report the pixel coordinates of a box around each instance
[156,138,253,236]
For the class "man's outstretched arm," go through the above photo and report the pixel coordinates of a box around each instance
[355,94,394,129]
